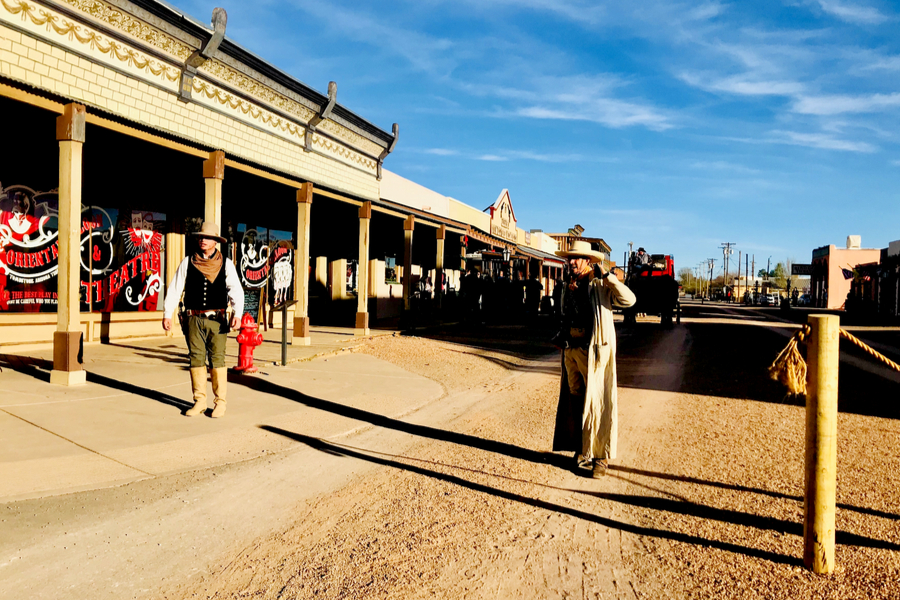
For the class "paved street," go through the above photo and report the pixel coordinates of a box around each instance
[1,303,899,599]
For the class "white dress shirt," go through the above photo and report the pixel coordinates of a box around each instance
[163,255,244,319]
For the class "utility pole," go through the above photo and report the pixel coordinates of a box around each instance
[707,258,716,298]
[745,254,749,302]
[737,250,742,301]
[627,241,633,278]
[720,243,735,301]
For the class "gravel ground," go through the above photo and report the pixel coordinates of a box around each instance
[621,312,900,600]
[167,314,900,599]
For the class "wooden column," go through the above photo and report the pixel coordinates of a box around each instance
[435,225,446,311]
[51,104,87,386]
[402,215,415,313]
[203,150,225,226]
[292,183,313,345]
[356,202,372,335]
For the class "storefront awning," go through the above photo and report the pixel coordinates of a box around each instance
[516,245,566,266]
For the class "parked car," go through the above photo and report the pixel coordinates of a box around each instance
[767,293,780,306]
[797,294,811,306]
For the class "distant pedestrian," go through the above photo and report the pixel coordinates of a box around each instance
[552,241,635,478]
[525,272,543,318]
[162,222,243,418]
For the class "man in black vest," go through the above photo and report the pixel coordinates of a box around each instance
[162,222,243,417]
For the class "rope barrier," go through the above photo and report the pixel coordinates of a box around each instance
[838,329,900,373]
[769,324,900,396]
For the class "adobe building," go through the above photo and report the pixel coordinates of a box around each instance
[0,0,587,383]
[810,236,881,310]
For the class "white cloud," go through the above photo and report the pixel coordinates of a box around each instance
[476,154,509,161]
[814,0,889,24]
[289,0,456,75]
[424,148,459,156]
[506,150,587,162]
[891,159,900,166]
[680,72,804,96]
[463,0,608,26]
[792,92,900,115]
[690,160,760,174]
[770,130,877,152]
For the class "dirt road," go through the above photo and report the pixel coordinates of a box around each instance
[4,304,899,599]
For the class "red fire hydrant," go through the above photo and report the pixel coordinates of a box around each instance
[235,313,264,373]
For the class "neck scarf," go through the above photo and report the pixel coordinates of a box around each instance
[191,249,223,283]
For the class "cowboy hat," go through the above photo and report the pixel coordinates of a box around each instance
[555,240,606,263]
[192,221,226,244]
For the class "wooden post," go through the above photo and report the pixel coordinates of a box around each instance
[356,202,371,335]
[329,259,347,301]
[292,183,313,345]
[51,104,87,386]
[163,231,185,337]
[460,234,467,271]
[435,225,446,311]
[203,150,225,226]
[804,314,840,574]
[402,215,414,313]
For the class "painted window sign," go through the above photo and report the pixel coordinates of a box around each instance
[236,225,294,311]
[238,226,270,289]
[0,185,64,311]
[0,183,165,313]
[89,207,166,312]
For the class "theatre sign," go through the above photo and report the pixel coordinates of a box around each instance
[488,189,518,243]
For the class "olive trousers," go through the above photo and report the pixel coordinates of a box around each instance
[186,315,227,368]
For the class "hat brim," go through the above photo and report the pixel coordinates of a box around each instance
[192,231,227,244]
[554,250,605,263]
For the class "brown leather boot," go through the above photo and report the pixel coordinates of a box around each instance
[186,367,208,417]
[210,367,227,418]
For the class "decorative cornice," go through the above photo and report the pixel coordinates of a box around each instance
[318,119,382,156]
[2,0,179,82]
[44,0,390,155]
[191,78,376,171]
[54,0,191,60]
[199,58,316,123]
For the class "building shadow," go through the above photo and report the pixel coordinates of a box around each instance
[233,375,568,469]
[611,465,900,523]
[258,426,799,566]
[0,354,52,382]
[613,311,900,420]
[410,320,558,360]
[442,347,560,376]
[85,371,192,411]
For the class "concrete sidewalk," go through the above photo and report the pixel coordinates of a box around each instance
[0,327,444,503]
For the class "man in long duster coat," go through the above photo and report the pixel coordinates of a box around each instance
[552,241,636,477]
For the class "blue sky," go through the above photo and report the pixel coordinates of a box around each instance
[180,0,900,277]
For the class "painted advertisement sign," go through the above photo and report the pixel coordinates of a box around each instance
[0,183,165,313]
[236,225,294,317]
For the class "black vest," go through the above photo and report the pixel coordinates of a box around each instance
[183,258,227,310]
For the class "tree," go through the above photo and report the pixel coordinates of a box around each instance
[771,262,788,289]
[677,267,698,294]
[758,268,768,278]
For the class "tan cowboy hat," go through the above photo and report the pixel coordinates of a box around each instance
[192,221,226,244]
[556,240,606,263]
